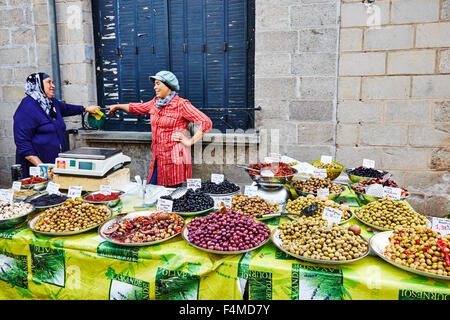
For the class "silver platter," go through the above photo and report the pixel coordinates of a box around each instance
[370,231,450,281]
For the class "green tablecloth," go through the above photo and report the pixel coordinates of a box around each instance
[0,186,449,300]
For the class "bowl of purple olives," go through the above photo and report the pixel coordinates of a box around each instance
[345,166,389,183]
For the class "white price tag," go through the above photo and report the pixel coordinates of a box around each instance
[29,166,40,177]
[320,155,332,164]
[100,185,112,195]
[269,153,282,162]
[0,189,14,202]
[244,185,258,197]
[313,169,327,178]
[317,188,330,197]
[383,187,402,200]
[322,207,343,226]
[187,178,201,190]
[362,159,375,169]
[211,174,224,184]
[157,198,173,212]
[214,196,232,209]
[46,182,60,195]
[431,217,450,236]
[12,181,21,191]
[67,186,82,199]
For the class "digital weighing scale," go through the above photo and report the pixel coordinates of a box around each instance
[53,147,131,177]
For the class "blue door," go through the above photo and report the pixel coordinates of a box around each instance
[93,0,254,132]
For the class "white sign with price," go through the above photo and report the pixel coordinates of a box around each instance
[362,159,375,169]
[316,188,330,197]
[0,189,14,202]
[187,178,201,190]
[157,198,173,212]
[214,196,232,209]
[29,166,40,177]
[244,185,258,197]
[67,186,82,199]
[268,153,282,162]
[211,174,224,184]
[313,169,327,178]
[322,207,343,226]
[320,155,332,164]
[383,187,402,200]
[431,217,450,236]
[12,181,21,191]
[46,182,60,195]
[100,185,112,195]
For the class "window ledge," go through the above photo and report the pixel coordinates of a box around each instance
[78,130,259,145]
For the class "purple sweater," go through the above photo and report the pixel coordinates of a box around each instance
[13,95,84,178]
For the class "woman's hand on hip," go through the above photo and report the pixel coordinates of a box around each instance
[172,132,193,147]
[84,105,101,114]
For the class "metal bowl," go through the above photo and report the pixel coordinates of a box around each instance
[25,192,69,209]
[350,183,409,201]
[285,208,354,226]
[271,227,370,264]
[345,168,388,184]
[0,200,35,230]
[246,167,298,186]
[206,190,240,198]
[370,231,450,281]
[291,180,346,198]
[20,177,48,190]
[82,189,124,207]
[174,206,215,217]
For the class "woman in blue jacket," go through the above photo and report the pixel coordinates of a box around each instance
[13,72,99,178]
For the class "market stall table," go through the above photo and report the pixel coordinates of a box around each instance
[0,184,449,300]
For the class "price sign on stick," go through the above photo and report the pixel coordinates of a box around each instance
[187,179,201,190]
[214,196,232,209]
[313,169,327,178]
[46,182,60,195]
[157,198,173,212]
[362,159,375,169]
[322,207,343,226]
[29,166,40,177]
[211,174,224,184]
[244,185,258,197]
[320,155,332,164]
[431,218,450,236]
[100,185,112,195]
[383,187,402,200]
[12,181,21,191]
[67,186,82,199]
[0,189,14,202]
[317,188,330,197]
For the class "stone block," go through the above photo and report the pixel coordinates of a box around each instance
[0,102,19,120]
[340,1,389,27]
[255,31,298,53]
[364,25,414,50]
[59,44,86,64]
[2,86,25,103]
[439,49,450,73]
[290,3,338,28]
[255,77,298,99]
[0,47,28,65]
[381,147,429,170]
[416,22,450,48]
[255,53,291,76]
[300,76,336,99]
[412,75,450,99]
[360,124,408,146]
[362,76,410,100]
[425,194,450,218]
[255,99,290,121]
[61,84,89,105]
[336,123,358,146]
[433,101,450,122]
[292,52,337,76]
[387,50,436,75]
[430,148,449,170]
[11,28,34,45]
[14,66,37,82]
[405,171,449,191]
[0,68,13,83]
[258,119,299,145]
[407,193,426,215]
[36,45,51,66]
[391,0,440,23]
[335,146,382,168]
[0,29,9,46]
[0,8,24,27]
[282,144,335,163]
[297,122,334,145]
[339,52,385,76]
[256,5,291,31]
[289,100,334,121]
[299,27,338,52]
[339,28,362,51]
[337,76,360,100]
[337,101,383,123]
[33,4,49,26]
[443,0,450,20]
[384,100,431,123]
[409,124,450,147]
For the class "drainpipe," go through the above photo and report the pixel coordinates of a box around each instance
[47,0,62,100]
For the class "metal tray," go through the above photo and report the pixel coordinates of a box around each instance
[174,206,215,217]
[285,208,354,225]
[82,189,124,207]
[271,228,370,265]
[350,183,408,201]
[291,181,347,198]
[370,231,450,281]
[206,190,240,198]
[181,223,270,255]
[0,201,35,230]
[20,177,48,190]
[26,192,68,209]
[98,211,184,247]
[27,205,113,236]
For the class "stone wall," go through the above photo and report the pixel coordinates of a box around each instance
[337,0,449,217]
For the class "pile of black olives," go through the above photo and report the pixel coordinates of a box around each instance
[348,166,386,178]
[198,179,240,195]
[160,189,214,213]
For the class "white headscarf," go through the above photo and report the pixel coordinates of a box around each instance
[25,72,56,118]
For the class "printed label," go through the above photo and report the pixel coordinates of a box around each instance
[317,188,330,197]
[362,159,375,169]
[320,155,332,164]
[67,186,82,199]
[47,182,61,195]
[157,198,173,212]
[155,267,199,300]
[244,185,258,197]
[211,173,224,184]
[12,181,21,191]
[29,166,40,177]
[187,178,201,190]
[214,196,232,209]
[383,187,402,200]
[431,217,450,236]
[313,169,327,179]
[100,185,112,195]
[322,207,343,226]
